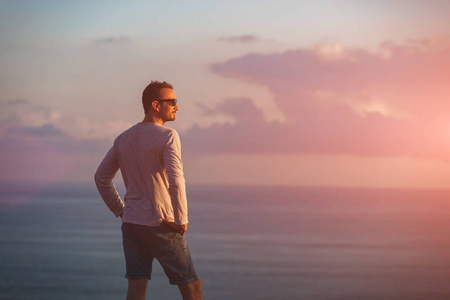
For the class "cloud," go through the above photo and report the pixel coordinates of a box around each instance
[4,99,30,106]
[0,127,111,183]
[2,38,450,184]
[0,98,129,183]
[92,36,131,45]
[0,99,133,140]
[181,39,450,160]
[0,99,127,182]
[0,100,61,131]
[7,124,63,136]
[0,123,110,157]
[183,98,276,153]
[218,35,259,43]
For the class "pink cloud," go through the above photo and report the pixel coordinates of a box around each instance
[217,35,259,43]
[0,123,111,184]
[2,37,450,186]
[182,39,450,160]
[92,36,131,45]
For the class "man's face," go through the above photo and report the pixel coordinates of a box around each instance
[156,88,179,123]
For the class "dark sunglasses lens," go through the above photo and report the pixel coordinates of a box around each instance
[157,99,177,106]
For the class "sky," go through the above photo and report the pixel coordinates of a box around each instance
[1,0,450,189]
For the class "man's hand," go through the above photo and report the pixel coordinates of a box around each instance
[162,220,187,236]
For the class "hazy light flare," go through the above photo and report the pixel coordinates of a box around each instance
[2,1,450,188]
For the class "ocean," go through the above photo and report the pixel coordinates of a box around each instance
[1,183,450,300]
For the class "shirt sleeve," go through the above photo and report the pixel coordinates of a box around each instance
[163,130,188,225]
[94,146,124,217]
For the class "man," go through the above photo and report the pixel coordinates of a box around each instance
[94,81,203,300]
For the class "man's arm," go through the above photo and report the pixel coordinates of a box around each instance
[162,220,187,236]
[94,146,124,217]
[163,130,188,226]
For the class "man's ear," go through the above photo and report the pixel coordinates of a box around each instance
[151,100,160,112]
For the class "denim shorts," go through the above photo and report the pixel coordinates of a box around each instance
[121,222,198,285]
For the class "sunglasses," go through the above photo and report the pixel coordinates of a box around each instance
[156,99,177,106]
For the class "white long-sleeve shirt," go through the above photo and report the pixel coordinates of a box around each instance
[94,122,188,226]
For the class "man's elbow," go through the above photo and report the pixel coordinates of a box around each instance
[168,178,185,190]
[94,168,106,187]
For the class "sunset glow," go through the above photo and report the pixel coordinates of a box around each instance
[1,1,450,189]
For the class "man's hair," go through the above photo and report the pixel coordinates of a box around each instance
[142,81,174,114]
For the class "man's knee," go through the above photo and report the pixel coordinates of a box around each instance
[179,279,202,297]
[127,279,148,300]
[190,279,202,294]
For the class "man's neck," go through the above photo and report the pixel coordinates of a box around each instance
[142,114,164,125]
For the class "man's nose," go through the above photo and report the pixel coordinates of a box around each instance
[175,104,179,110]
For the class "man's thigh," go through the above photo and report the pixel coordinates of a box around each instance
[152,228,198,285]
[121,222,198,284]
[122,222,154,279]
